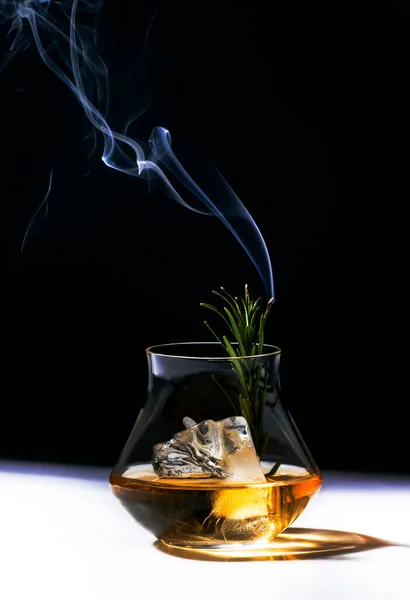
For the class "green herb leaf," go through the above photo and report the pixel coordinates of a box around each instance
[201,285,275,459]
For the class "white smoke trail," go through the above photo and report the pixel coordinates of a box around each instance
[1,0,275,298]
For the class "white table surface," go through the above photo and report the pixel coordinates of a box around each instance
[1,461,409,600]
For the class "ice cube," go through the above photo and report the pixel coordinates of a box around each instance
[152,416,266,483]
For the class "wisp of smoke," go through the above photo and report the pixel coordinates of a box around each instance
[1,0,275,299]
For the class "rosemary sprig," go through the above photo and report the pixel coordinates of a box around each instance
[200,285,274,457]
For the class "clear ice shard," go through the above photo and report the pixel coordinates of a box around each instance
[152,416,266,483]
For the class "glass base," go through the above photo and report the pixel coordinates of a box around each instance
[157,528,396,561]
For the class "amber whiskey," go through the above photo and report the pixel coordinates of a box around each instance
[110,464,322,548]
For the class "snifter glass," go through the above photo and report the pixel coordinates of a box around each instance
[109,342,322,558]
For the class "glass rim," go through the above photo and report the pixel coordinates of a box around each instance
[146,341,281,360]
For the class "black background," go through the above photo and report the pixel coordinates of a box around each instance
[1,1,408,474]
